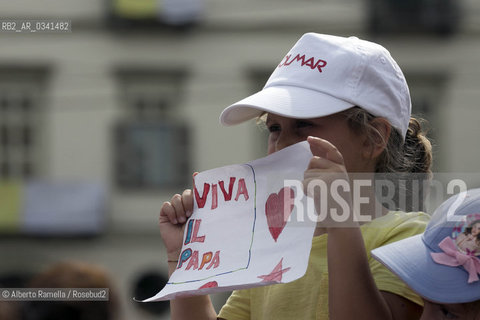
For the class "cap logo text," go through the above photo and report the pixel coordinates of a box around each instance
[278,53,327,73]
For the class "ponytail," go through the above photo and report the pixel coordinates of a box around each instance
[377,117,432,176]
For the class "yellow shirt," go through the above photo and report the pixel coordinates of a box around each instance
[218,211,429,320]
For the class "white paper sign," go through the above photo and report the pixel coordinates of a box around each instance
[145,141,316,301]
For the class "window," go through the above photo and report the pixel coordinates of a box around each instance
[107,0,204,30]
[113,69,190,189]
[0,67,48,180]
[368,0,461,36]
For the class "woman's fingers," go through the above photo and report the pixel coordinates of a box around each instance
[307,156,342,171]
[160,201,178,224]
[182,189,194,218]
[160,189,194,225]
[304,137,349,210]
[307,136,344,165]
[171,194,188,224]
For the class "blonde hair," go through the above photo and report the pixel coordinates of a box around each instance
[342,107,433,211]
[341,107,433,175]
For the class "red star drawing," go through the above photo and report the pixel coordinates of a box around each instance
[257,258,291,283]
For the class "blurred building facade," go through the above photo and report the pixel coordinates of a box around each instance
[1,0,480,318]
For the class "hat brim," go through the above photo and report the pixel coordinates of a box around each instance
[372,234,480,304]
[220,85,355,126]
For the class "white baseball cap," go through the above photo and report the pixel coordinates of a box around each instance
[220,33,411,138]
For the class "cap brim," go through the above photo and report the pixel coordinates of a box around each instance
[220,85,355,126]
[372,234,480,304]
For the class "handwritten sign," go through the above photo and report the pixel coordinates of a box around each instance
[144,141,316,301]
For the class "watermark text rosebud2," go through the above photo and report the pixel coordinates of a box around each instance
[284,179,375,225]
[282,174,470,225]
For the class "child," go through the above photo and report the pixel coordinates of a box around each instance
[372,188,480,320]
[159,33,432,319]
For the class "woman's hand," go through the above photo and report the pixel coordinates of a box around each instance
[303,136,354,229]
[159,189,194,262]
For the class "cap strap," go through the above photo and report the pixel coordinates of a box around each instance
[431,236,480,284]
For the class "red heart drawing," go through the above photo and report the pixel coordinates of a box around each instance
[198,281,218,289]
[265,187,295,242]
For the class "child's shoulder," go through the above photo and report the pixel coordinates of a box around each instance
[367,210,430,229]
[362,211,430,246]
